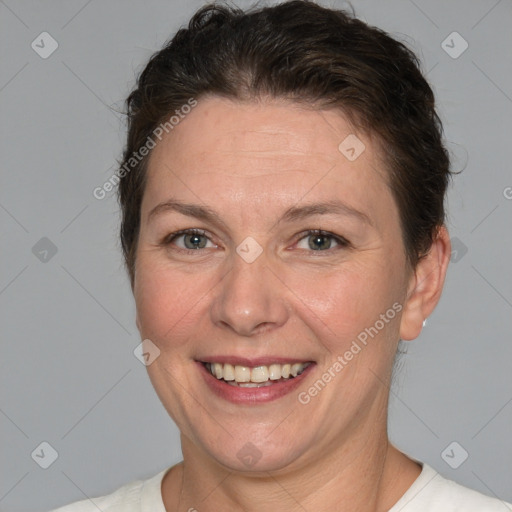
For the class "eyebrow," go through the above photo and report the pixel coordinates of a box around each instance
[147,198,372,229]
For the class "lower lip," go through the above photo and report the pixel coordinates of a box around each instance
[196,361,315,404]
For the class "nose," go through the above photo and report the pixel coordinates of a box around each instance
[209,249,290,337]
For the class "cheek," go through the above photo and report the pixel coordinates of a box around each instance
[134,258,212,348]
[284,263,403,354]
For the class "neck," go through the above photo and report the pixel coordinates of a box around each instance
[162,407,421,512]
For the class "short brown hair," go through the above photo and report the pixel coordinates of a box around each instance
[117,0,452,288]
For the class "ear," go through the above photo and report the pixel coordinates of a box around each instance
[400,226,451,341]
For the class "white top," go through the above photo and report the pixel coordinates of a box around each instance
[49,462,512,511]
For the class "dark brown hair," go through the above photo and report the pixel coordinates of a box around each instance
[117,0,452,288]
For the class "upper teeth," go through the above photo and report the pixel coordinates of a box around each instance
[205,362,311,383]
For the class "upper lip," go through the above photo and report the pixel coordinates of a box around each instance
[197,356,315,367]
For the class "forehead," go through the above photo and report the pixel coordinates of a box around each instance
[142,96,396,231]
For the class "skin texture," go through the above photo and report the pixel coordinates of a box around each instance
[133,96,451,511]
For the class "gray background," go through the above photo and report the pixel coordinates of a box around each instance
[1,0,511,510]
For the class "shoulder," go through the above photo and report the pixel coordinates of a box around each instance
[47,468,169,512]
[391,463,512,512]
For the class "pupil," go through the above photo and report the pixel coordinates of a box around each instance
[185,234,206,249]
[309,235,330,250]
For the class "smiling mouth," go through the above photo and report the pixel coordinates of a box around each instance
[202,361,312,387]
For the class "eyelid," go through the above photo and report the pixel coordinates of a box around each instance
[293,229,350,250]
[163,228,216,248]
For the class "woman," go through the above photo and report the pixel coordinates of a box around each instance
[51,1,511,510]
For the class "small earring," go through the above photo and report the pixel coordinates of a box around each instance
[422,319,427,327]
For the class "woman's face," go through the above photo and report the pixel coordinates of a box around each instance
[134,96,414,472]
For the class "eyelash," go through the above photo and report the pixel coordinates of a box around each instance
[162,228,350,254]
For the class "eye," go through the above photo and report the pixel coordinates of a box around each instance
[162,228,349,254]
[163,229,217,251]
[295,229,349,252]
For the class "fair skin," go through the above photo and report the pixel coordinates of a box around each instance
[133,96,451,511]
